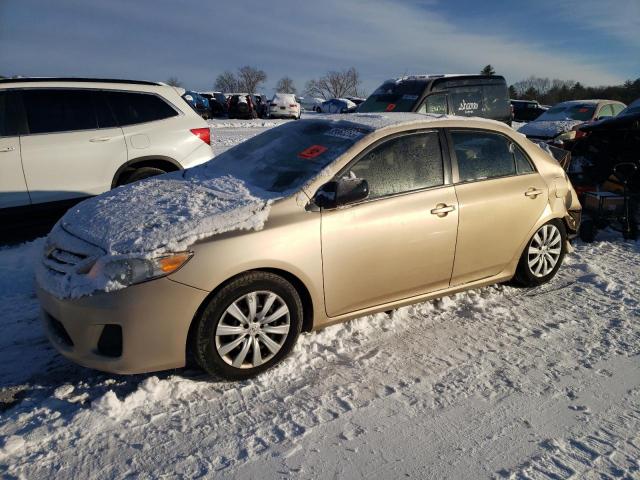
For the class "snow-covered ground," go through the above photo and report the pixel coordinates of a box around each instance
[1,121,639,479]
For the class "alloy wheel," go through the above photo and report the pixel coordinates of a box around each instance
[527,224,562,277]
[215,291,291,369]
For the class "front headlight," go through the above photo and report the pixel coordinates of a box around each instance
[89,252,192,287]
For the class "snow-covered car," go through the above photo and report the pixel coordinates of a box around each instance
[518,99,626,147]
[37,113,581,380]
[268,93,300,119]
[0,78,214,216]
[320,98,356,114]
[298,96,324,112]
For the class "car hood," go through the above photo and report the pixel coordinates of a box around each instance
[37,172,275,299]
[518,120,584,139]
[58,172,272,256]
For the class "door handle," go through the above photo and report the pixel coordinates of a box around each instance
[524,188,543,198]
[89,137,112,143]
[430,203,456,217]
[0,146,16,152]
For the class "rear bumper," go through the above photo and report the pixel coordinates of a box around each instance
[38,278,209,375]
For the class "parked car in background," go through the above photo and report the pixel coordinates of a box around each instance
[253,94,269,118]
[358,74,512,124]
[268,93,300,119]
[511,99,548,122]
[37,113,580,380]
[182,90,211,119]
[298,96,324,112]
[227,94,258,119]
[569,101,640,194]
[200,91,227,117]
[320,98,356,113]
[518,99,627,148]
[0,78,213,223]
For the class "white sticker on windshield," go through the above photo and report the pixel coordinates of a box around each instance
[402,94,418,100]
[324,128,366,140]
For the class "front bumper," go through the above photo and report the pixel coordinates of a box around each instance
[38,278,209,375]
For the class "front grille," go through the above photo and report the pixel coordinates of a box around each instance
[41,227,103,276]
[47,314,74,347]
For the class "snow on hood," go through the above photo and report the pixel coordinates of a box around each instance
[518,120,583,139]
[37,173,274,299]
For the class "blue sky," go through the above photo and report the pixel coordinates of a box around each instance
[1,0,638,95]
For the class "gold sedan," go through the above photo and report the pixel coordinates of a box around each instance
[37,114,581,379]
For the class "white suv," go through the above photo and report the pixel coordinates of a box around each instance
[0,78,214,212]
[268,93,300,119]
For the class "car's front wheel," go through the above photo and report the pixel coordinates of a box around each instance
[513,220,566,286]
[193,272,303,380]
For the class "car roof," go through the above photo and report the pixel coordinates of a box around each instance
[0,77,162,86]
[554,99,623,106]
[312,112,512,133]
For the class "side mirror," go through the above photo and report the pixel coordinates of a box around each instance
[314,178,369,209]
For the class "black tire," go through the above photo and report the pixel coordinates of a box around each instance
[193,272,303,380]
[579,218,597,243]
[513,219,567,287]
[118,167,166,186]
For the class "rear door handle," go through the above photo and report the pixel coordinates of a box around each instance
[430,203,456,217]
[89,137,112,143]
[524,188,543,198]
[0,146,16,152]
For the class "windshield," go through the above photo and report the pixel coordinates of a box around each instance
[536,103,596,122]
[358,80,425,113]
[187,120,373,195]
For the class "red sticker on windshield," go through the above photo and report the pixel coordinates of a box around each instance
[385,103,396,112]
[578,108,589,112]
[298,145,328,159]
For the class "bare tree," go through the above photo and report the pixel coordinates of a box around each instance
[480,64,495,75]
[237,65,267,94]
[166,76,183,87]
[275,76,297,94]
[214,71,239,93]
[304,67,363,99]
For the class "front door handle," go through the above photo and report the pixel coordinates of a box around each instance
[0,146,16,152]
[524,188,543,198]
[89,137,112,143]
[430,203,456,217]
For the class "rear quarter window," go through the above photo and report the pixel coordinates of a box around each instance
[105,91,179,126]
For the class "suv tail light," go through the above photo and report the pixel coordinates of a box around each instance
[289,104,297,108]
[190,128,211,145]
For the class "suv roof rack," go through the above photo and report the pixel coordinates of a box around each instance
[0,77,163,86]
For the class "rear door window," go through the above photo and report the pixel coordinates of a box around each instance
[419,93,448,115]
[347,132,444,200]
[22,89,98,134]
[105,91,178,126]
[597,104,614,119]
[450,130,517,182]
[611,103,625,116]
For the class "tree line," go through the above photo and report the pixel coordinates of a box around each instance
[169,65,365,99]
[509,76,640,105]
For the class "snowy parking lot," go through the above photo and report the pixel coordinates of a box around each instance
[1,120,639,479]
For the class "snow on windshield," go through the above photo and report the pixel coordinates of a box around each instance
[187,119,374,195]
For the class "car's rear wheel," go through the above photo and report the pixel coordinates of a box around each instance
[514,220,566,286]
[119,167,167,186]
[194,272,303,380]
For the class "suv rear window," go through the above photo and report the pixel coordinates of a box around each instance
[104,91,178,126]
[358,80,425,113]
[22,89,98,134]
